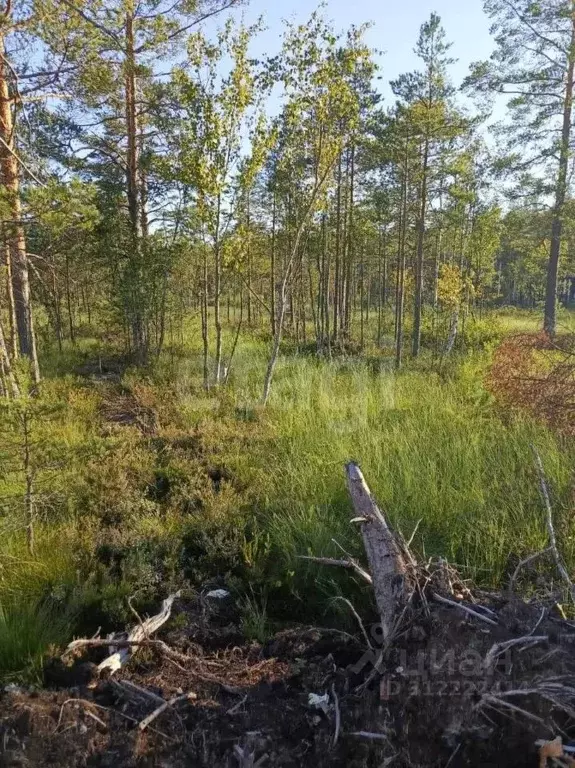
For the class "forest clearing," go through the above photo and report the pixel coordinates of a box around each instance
[1,0,575,765]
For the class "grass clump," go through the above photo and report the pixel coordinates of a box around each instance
[0,598,75,682]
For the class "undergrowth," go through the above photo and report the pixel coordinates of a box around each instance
[0,308,573,679]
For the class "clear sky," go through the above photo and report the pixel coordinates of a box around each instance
[236,0,494,100]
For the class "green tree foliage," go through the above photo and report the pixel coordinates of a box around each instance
[466,0,575,335]
[0,1,571,396]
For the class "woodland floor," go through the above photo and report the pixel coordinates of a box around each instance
[3,587,575,767]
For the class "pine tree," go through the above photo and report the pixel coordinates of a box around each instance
[467,0,575,336]
[392,13,467,357]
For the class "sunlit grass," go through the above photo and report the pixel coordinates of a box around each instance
[1,307,573,677]
[219,354,574,598]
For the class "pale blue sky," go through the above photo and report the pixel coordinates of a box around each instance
[238,0,494,99]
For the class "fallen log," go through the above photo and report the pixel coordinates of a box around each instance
[345,462,411,641]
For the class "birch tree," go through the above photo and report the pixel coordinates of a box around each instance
[261,17,371,404]
[163,20,274,389]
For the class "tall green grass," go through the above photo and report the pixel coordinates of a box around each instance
[214,352,574,605]
[0,308,573,678]
[0,599,75,681]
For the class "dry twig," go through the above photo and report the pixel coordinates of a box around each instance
[65,592,181,675]
[233,741,269,767]
[297,555,372,584]
[52,697,174,740]
[111,679,165,705]
[348,731,391,742]
[65,637,188,663]
[532,448,575,604]
[484,635,548,673]
[432,593,498,626]
[138,691,197,732]
[330,596,374,650]
[227,695,248,715]
[508,548,553,594]
[479,694,549,728]
[331,684,340,748]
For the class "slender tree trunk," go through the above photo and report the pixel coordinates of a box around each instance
[246,193,252,325]
[382,231,388,309]
[0,314,19,397]
[223,291,243,385]
[65,252,75,343]
[139,123,149,241]
[317,214,326,351]
[333,152,342,345]
[21,409,34,556]
[50,268,63,352]
[214,198,223,384]
[412,135,429,357]
[359,245,365,348]
[125,8,145,360]
[324,214,331,358]
[444,308,459,356]
[125,10,139,237]
[395,139,409,370]
[201,248,209,391]
[299,257,307,345]
[433,227,442,309]
[377,229,383,346]
[309,260,319,344]
[345,144,355,337]
[270,191,276,337]
[0,33,39,383]
[544,5,575,338]
[4,239,17,360]
[262,168,334,404]
[339,151,350,338]
[156,271,168,358]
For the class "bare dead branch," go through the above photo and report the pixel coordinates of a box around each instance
[484,635,548,673]
[432,593,499,626]
[532,447,575,603]
[65,591,181,675]
[297,555,373,585]
[480,694,549,728]
[331,684,340,749]
[111,679,165,706]
[0,136,46,186]
[345,462,410,640]
[330,596,374,650]
[138,691,197,732]
[347,731,391,742]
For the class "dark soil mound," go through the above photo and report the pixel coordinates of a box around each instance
[2,593,575,767]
